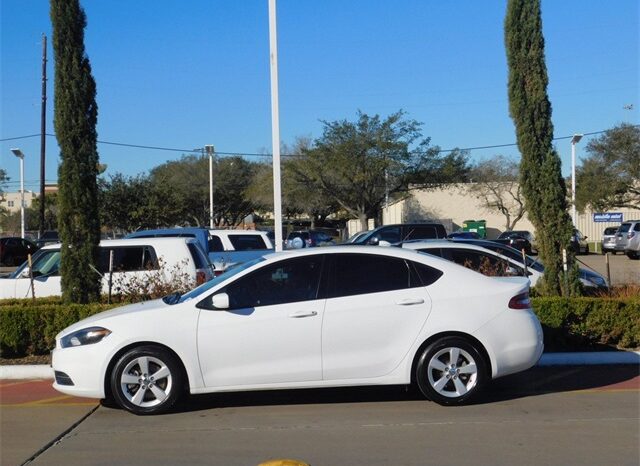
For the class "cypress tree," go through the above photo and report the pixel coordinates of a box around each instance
[505,0,580,296]
[51,0,101,303]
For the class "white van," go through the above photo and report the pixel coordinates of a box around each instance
[0,238,213,300]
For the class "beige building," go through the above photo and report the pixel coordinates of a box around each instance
[376,184,639,242]
[0,190,37,213]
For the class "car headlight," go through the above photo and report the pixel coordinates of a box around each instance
[60,327,111,348]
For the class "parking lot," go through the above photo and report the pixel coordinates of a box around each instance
[578,253,640,286]
[1,366,638,466]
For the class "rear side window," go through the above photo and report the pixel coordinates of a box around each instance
[329,253,415,298]
[443,248,522,277]
[603,227,618,235]
[187,243,209,269]
[99,246,158,273]
[208,235,224,252]
[635,223,640,232]
[228,234,267,250]
[409,261,443,286]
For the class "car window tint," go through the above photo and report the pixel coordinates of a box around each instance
[329,253,412,298]
[404,226,437,240]
[417,247,443,258]
[187,243,208,269]
[409,261,444,286]
[635,223,640,232]
[99,246,158,273]
[208,235,224,252]
[31,250,61,276]
[448,249,517,277]
[377,227,401,243]
[225,256,324,308]
[618,224,631,233]
[228,234,267,250]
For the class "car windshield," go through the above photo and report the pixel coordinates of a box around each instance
[9,248,56,278]
[178,257,265,303]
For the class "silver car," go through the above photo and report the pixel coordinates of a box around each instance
[621,220,640,260]
[601,226,619,254]
[615,221,638,254]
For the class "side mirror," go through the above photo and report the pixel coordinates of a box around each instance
[20,269,31,278]
[378,240,392,247]
[210,292,230,310]
[584,236,588,240]
[367,235,380,246]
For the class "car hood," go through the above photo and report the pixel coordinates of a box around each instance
[56,299,169,338]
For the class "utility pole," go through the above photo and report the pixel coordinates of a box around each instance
[39,34,47,238]
[268,0,283,251]
[205,145,215,229]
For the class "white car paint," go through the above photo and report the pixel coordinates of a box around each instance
[0,238,212,299]
[52,246,543,413]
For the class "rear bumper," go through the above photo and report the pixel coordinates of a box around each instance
[475,309,544,379]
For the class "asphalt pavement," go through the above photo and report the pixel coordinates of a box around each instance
[1,365,638,466]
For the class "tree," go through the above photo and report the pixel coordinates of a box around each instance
[0,169,8,220]
[505,0,579,296]
[467,155,526,231]
[576,124,640,211]
[51,0,101,303]
[290,111,468,231]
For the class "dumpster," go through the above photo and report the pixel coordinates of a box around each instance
[462,219,487,238]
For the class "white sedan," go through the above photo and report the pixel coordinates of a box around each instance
[52,246,543,415]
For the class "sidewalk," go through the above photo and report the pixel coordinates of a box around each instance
[1,351,639,380]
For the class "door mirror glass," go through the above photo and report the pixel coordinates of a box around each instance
[367,235,380,245]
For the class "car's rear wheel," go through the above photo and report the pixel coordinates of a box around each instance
[110,345,183,415]
[416,337,487,406]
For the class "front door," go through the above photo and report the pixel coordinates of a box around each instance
[197,255,326,388]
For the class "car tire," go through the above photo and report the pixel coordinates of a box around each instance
[627,251,639,260]
[415,337,487,406]
[110,345,184,415]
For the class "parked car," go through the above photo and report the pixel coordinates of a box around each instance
[620,220,640,259]
[126,228,273,273]
[345,231,370,244]
[494,231,533,255]
[601,226,619,254]
[570,229,589,255]
[0,237,39,267]
[51,246,542,414]
[0,238,213,299]
[450,238,608,291]
[35,230,59,248]
[400,240,540,283]
[346,223,447,246]
[286,230,336,249]
[447,231,480,239]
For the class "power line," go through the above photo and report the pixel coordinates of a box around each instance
[1,126,637,158]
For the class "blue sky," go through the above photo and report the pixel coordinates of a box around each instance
[1,0,638,192]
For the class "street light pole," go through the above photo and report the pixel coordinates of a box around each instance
[11,148,26,239]
[570,134,583,226]
[205,145,215,229]
[268,0,283,251]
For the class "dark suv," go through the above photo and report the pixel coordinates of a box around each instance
[347,223,447,245]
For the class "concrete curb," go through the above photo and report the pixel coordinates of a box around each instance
[1,351,639,380]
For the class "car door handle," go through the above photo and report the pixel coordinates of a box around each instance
[289,310,318,318]
[396,298,425,306]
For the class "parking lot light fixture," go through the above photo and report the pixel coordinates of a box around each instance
[570,134,583,226]
[11,148,26,239]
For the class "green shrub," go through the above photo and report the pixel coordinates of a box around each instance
[532,297,640,351]
[0,301,116,357]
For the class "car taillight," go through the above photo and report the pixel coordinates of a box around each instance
[509,292,531,310]
[196,270,207,285]
[214,270,225,277]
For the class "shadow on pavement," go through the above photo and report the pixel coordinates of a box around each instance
[151,364,639,414]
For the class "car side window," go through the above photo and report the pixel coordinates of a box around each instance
[98,246,158,273]
[228,234,267,251]
[635,223,640,232]
[329,253,415,298]
[223,256,324,309]
[208,235,224,252]
[447,249,521,277]
[409,261,444,286]
[404,226,436,240]
[377,227,401,243]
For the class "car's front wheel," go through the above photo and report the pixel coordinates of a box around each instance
[415,337,487,406]
[110,345,183,415]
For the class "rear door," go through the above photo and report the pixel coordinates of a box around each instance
[321,253,435,380]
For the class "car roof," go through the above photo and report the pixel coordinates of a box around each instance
[39,237,197,250]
